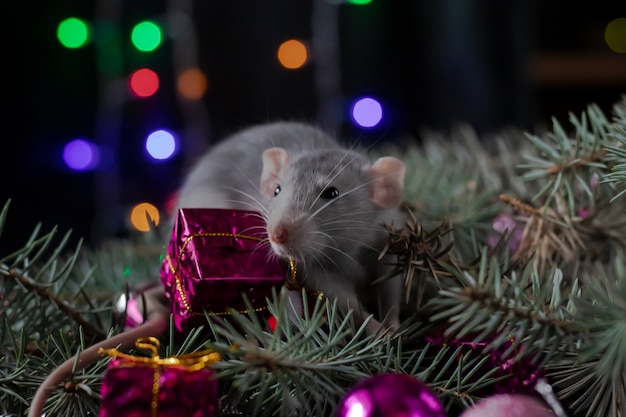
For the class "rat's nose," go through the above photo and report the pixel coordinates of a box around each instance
[269,225,288,244]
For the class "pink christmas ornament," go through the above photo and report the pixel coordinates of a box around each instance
[336,373,446,417]
[459,394,555,417]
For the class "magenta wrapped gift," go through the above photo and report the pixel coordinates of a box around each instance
[99,337,220,417]
[426,329,542,396]
[161,208,292,332]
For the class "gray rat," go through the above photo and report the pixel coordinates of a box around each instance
[176,121,406,333]
[27,122,405,417]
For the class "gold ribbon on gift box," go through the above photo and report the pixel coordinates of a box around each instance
[99,337,220,417]
[165,232,306,317]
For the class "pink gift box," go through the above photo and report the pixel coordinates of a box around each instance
[161,208,290,332]
[99,338,220,417]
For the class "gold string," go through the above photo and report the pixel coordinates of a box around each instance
[150,366,160,417]
[283,257,324,300]
[284,257,298,290]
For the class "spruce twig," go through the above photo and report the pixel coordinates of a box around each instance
[198,289,506,416]
[429,248,576,364]
[381,206,454,306]
[3,267,105,339]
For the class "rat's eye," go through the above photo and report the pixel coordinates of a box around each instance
[321,186,339,199]
[274,185,282,197]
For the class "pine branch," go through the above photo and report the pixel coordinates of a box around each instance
[427,249,578,366]
[1,319,31,414]
[0,200,164,416]
[518,104,612,216]
[415,343,510,412]
[381,207,454,307]
[27,329,107,417]
[201,290,394,417]
[185,289,507,417]
[391,127,518,260]
[602,95,626,201]
[3,267,104,339]
[546,252,626,417]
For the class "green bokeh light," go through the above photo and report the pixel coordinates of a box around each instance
[348,0,373,4]
[57,17,91,49]
[131,21,162,52]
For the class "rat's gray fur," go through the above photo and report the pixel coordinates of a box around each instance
[177,121,405,333]
[176,122,341,211]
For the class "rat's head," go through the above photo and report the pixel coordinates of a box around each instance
[260,147,405,265]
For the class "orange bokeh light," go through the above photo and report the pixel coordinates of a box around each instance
[177,68,208,99]
[277,39,308,70]
[130,202,160,232]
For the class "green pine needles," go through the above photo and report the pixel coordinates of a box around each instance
[2,96,626,417]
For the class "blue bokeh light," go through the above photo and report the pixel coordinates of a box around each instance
[146,129,177,160]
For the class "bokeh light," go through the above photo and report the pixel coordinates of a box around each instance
[131,20,162,52]
[57,17,91,49]
[63,139,100,171]
[348,0,373,4]
[130,202,160,232]
[605,18,626,53]
[350,97,383,128]
[146,129,177,160]
[277,39,308,69]
[177,68,208,99]
[129,68,159,97]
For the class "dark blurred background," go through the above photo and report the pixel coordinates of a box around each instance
[2,0,625,252]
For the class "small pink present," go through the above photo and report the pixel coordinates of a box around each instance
[99,337,220,417]
[160,208,294,332]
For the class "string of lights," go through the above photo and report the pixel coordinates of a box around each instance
[52,0,387,239]
[47,2,626,243]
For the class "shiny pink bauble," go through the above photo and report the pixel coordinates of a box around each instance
[336,373,446,417]
[459,394,555,417]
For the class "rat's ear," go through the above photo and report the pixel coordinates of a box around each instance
[261,147,289,197]
[368,156,406,208]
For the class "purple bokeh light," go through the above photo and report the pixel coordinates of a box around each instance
[63,139,100,171]
[351,97,383,128]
